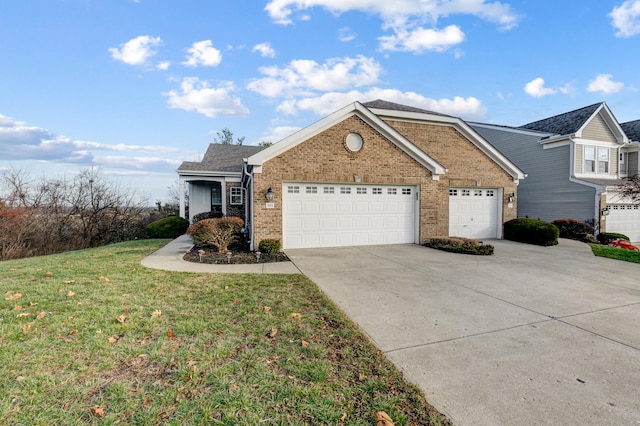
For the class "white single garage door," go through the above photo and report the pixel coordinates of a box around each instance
[606,204,640,241]
[283,183,417,249]
[449,188,500,239]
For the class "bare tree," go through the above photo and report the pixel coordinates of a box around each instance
[617,174,640,203]
[213,128,245,145]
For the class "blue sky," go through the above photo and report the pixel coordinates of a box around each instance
[1,0,639,202]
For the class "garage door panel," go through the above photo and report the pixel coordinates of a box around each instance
[607,204,640,241]
[283,183,417,249]
[449,188,499,239]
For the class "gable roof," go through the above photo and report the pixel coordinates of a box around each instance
[247,101,449,178]
[178,144,266,175]
[621,119,640,142]
[519,103,602,134]
[362,99,451,117]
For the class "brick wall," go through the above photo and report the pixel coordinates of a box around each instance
[252,114,517,246]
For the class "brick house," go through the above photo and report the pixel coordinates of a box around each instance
[178,100,525,250]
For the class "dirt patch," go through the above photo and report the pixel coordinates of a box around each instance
[183,244,289,264]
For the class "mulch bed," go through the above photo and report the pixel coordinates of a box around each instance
[183,243,289,264]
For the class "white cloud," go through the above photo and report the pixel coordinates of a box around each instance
[0,114,177,164]
[379,24,465,52]
[260,126,302,143]
[338,27,357,42]
[253,42,276,58]
[587,74,625,94]
[163,77,250,118]
[157,61,171,70]
[94,156,181,173]
[524,77,557,98]
[609,0,640,37]
[109,35,162,66]
[276,89,487,121]
[247,55,382,98]
[265,0,519,31]
[183,40,222,67]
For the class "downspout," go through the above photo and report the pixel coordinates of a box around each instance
[242,161,254,250]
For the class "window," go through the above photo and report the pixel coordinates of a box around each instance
[449,189,458,196]
[402,188,412,195]
[323,186,335,194]
[585,146,609,173]
[473,190,482,196]
[372,187,382,194]
[287,185,300,194]
[306,186,318,194]
[486,190,495,197]
[598,148,609,173]
[340,187,351,194]
[230,187,242,205]
[357,187,367,194]
[211,186,222,206]
[461,189,471,196]
[387,188,397,195]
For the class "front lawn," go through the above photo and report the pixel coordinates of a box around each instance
[0,239,449,425]
[588,243,640,264]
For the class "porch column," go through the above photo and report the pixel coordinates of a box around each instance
[179,178,186,219]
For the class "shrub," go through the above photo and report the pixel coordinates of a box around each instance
[192,211,224,223]
[258,239,281,254]
[581,234,598,244]
[145,216,190,239]
[504,218,559,246]
[424,237,494,255]
[551,218,594,240]
[187,216,244,253]
[597,232,631,245]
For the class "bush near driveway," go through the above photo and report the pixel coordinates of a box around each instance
[504,218,559,246]
[0,240,450,425]
[145,215,189,239]
[187,216,244,253]
[425,237,494,255]
[551,218,594,240]
[596,232,631,245]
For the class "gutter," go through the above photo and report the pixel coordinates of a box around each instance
[242,160,255,250]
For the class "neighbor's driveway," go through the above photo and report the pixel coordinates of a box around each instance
[287,239,640,425]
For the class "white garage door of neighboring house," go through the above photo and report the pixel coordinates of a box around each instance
[282,183,417,249]
[449,188,500,239]
[606,204,640,241]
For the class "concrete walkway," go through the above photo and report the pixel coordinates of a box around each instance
[140,235,300,274]
[287,239,640,426]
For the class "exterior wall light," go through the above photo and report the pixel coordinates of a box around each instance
[265,187,275,201]
[602,207,610,216]
[507,192,515,203]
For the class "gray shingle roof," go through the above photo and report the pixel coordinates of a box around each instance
[518,103,603,135]
[177,144,266,173]
[621,119,640,142]
[362,99,452,117]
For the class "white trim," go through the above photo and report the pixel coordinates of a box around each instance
[575,103,628,144]
[248,102,447,177]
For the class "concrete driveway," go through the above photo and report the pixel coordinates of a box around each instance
[286,239,640,425]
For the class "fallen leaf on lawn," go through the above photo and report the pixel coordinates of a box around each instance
[290,312,301,319]
[359,372,366,381]
[341,413,348,421]
[16,376,25,382]
[13,305,22,311]
[90,406,104,417]
[268,328,278,338]
[108,336,118,344]
[166,331,176,338]
[117,315,126,324]
[228,383,239,392]
[231,298,239,305]
[301,339,309,348]
[22,325,32,333]
[29,301,38,306]
[375,411,395,426]
[67,291,75,297]
[98,276,110,282]
[45,272,53,277]
[5,292,22,301]
[263,306,271,313]
[36,311,46,320]
[62,401,70,410]
[70,329,78,335]
[63,280,75,284]
[151,309,162,318]
[16,313,30,318]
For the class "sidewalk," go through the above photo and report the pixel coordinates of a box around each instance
[140,235,300,274]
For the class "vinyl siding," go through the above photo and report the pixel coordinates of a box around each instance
[472,125,596,223]
[575,144,583,174]
[582,113,617,142]
[629,152,639,176]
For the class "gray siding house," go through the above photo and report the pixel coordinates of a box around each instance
[471,103,640,240]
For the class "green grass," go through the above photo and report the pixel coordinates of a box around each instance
[588,243,640,263]
[0,239,449,425]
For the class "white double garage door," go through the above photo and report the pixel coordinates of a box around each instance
[606,204,640,241]
[282,183,500,249]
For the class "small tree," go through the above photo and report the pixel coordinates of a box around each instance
[187,216,244,252]
[213,128,245,145]
[617,174,640,203]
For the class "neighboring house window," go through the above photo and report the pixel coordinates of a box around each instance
[230,187,242,205]
[323,186,334,194]
[584,147,609,173]
[306,186,318,194]
[287,185,300,193]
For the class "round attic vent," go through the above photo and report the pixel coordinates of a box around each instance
[345,133,363,152]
